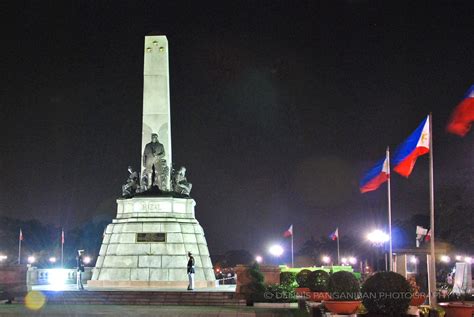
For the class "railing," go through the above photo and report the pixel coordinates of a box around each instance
[215,276,236,286]
[27,267,93,285]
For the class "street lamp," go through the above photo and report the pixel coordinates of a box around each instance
[83,256,91,265]
[349,257,357,265]
[341,257,348,265]
[268,245,284,257]
[322,255,331,265]
[367,230,389,245]
[0,255,7,261]
[255,255,263,263]
[440,255,450,263]
[367,230,389,271]
[49,257,57,264]
[27,256,36,264]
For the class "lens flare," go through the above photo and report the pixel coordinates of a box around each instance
[24,291,46,311]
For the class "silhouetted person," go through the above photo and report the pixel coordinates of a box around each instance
[76,250,85,290]
[187,252,195,290]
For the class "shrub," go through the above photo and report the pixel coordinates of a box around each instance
[263,284,297,303]
[361,271,412,315]
[280,271,296,287]
[307,270,330,292]
[296,269,312,288]
[327,271,360,301]
[248,263,266,302]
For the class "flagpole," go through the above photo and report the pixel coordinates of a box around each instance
[18,230,21,265]
[428,113,437,306]
[61,229,64,268]
[337,228,340,265]
[291,231,294,268]
[386,147,393,271]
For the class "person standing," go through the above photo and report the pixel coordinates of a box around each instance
[187,252,195,290]
[76,250,85,290]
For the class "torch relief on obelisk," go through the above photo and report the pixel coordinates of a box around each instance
[141,36,172,191]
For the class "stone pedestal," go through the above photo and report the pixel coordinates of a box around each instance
[89,197,215,288]
[0,265,28,299]
[235,265,281,295]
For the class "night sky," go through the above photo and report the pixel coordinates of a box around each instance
[2,1,473,256]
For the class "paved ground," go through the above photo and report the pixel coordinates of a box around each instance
[32,284,237,292]
[0,304,308,317]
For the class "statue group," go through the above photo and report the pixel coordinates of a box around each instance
[122,133,192,198]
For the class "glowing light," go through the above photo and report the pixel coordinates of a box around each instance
[27,256,36,264]
[349,257,357,265]
[465,257,472,264]
[268,245,284,257]
[49,257,57,263]
[48,269,68,289]
[455,255,463,261]
[367,230,389,244]
[83,256,91,265]
[24,291,46,311]
[0,255,7,261]
[440,255,450,263]
[322,256,331,264]
[410,256,418,264]
[341,257,348,264]
[255,255,263,263]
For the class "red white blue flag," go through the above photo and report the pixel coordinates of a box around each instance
[446,85,474,137]
[393,116,430,177]
[329,228,338,241]
[283,225,293,237]
[360,155,389,193]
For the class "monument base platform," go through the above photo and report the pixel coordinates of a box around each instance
[88,280,214,288]
[91,197,216,289]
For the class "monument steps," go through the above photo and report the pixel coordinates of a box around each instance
[18,291,246,306]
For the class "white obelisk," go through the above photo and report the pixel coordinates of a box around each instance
[141,35,172,190]
[89,35,215,289]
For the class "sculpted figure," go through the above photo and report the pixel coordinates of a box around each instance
[122,166,139,197]
[143,133,168,189]
[172,166,192,196]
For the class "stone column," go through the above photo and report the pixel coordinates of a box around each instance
[141,35,172,190]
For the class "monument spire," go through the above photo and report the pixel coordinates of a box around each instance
[141,35,172,190]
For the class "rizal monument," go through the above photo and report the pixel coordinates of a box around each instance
[89,35,215,288]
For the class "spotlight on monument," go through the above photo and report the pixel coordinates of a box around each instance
[440,255,451,263]
[465,257,472,264]
[322,256,331,264]
[367,230,389,245]
[83,256,91,265]
[255,255,263,263]
[49,257,57,264]
[48,269,68,289]
[268,245,284,257]
[349,257,357,265]
[27,256,36,264]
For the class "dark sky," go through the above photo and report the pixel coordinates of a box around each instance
[2,1,473,256]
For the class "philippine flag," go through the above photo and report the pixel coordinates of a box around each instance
[283,225,293,237]
[329,228,338,241]
[392,116,430,178]
[446,85,474,137]
[359,156,389,193]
